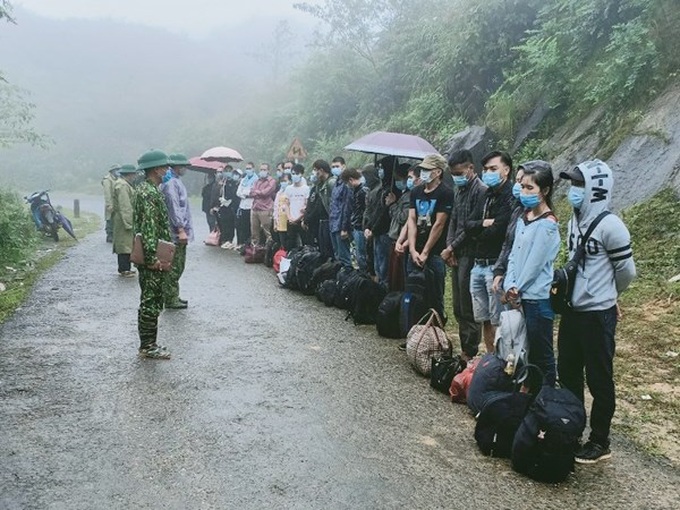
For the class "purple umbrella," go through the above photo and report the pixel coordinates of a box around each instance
[200,146,244,163]
[344,131,439,160]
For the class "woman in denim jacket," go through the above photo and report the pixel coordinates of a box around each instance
[504,165,560,386]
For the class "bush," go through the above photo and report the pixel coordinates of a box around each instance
[0,189,39,267]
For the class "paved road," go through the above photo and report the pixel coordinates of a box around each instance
[1,194,678,509]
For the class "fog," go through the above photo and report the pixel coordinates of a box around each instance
[0,3,317,192]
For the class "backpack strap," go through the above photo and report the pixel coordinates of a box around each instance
[580,211,611,245]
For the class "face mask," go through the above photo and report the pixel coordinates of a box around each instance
[406,177,415,190]
[284,169,292,175]
[331,167,342,177]
[224,173,233,181]
[568,186,586,209]
[482,171,501,188]
[395,180,406,191]
[359,176,366,186]
[420,170,432,183]
[292,174,301,184]
[378,168,385,180]
[245,169,254,177]
[216,173,224,181]
[453,175,469,187]
[520,193,541,209]
[276,170,283,178]
[280,182,289,192]
[162,169,173,183]
[259,170,268,179]
[310,173,318,184]
[512,182,521,199]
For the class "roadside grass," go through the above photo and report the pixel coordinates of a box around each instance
[442,189,680,465]
[0,209,100,324]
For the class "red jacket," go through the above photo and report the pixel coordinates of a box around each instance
[250,176,277,212]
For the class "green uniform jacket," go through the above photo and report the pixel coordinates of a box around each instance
[112,178,135,254]
[102,173,117,220]
[133,180,171,266]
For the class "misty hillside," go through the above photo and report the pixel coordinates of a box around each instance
[0,6,311,191]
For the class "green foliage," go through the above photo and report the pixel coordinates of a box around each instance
[0,189,38,267]
[0,82,49,148]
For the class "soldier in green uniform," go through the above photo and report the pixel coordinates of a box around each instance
[161,153,194,309]
[133,149,173,359]
[112,164,138,277]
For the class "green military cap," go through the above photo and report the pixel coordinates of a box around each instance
[109,164,122,173]
[169,153,190,167]
[118,164,138,174]
[137,149,169,171]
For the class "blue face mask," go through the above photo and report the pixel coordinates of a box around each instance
[378,168,385,180]
[520,193,541,209]
[291,174,301,184]
[245,169,254,177]
[276,170,283,178]
[406,177,415,190]
[395,180,406,191]
[310,173,318,184]
[331,167,342,177]
[420,170,432,183]
[224,173,233,181]
[482,171,501,188]
[259,170,268,179]
[279,182,289,192]
[512,182,521,199]
[568,186,586,209]
[453,175,469,187]
[162,169,173,183]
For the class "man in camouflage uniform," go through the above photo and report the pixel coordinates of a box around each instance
[161,153,194,308]
[102,164,121,242]
[133,149,173,359]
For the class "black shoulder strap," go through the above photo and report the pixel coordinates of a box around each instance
[581,211,611,246]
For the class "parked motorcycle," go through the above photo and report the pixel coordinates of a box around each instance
[24,190,77,242]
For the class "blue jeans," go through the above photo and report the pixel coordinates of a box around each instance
[331,231,352,269]
[407,254,446,320]
[373,234,392,286]
[352,229,368,272]
[470,264,503,326]
[522,299,556,387]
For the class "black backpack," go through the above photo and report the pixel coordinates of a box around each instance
[335,269,366,310]
[347,278,387,325]
[376,292,404,338]
[511,385,586,483]
[399,292,426,337]
[316,279,338,307]
[310,260,342,293]
[475,390,534,458]
[467,353,514,416]
[296,251,325,295]
[283,246,310,290]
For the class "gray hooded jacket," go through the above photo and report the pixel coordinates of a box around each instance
[568,160,636,311]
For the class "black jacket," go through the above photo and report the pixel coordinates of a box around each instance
[466,179,514,259]
[446,176,487,257]
[351,185,367,230]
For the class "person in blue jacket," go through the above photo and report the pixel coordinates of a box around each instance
[504,164,560,386]
[329,157,353,268]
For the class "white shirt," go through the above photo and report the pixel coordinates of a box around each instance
[285,183,310,221]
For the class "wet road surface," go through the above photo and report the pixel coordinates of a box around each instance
[1,195,679,509]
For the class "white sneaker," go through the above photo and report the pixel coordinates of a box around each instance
[221,242,233,249]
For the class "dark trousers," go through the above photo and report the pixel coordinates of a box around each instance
[236,209,251,246]
[557,306,617,447]
[286,221,305,251]
[105,219,113,241]
[452,254,481,357]
[318,219,333,260]
[408,255,446,320]
[218,208,236,245]
[205,211,217,232]
[522,299,556,387]
[117,253,131,273]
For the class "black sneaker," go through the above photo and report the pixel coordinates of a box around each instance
[575,441,611,464]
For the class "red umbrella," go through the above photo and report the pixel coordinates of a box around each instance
[188,157,225,174]
[344,131,439,160]
[200,146,244,163]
